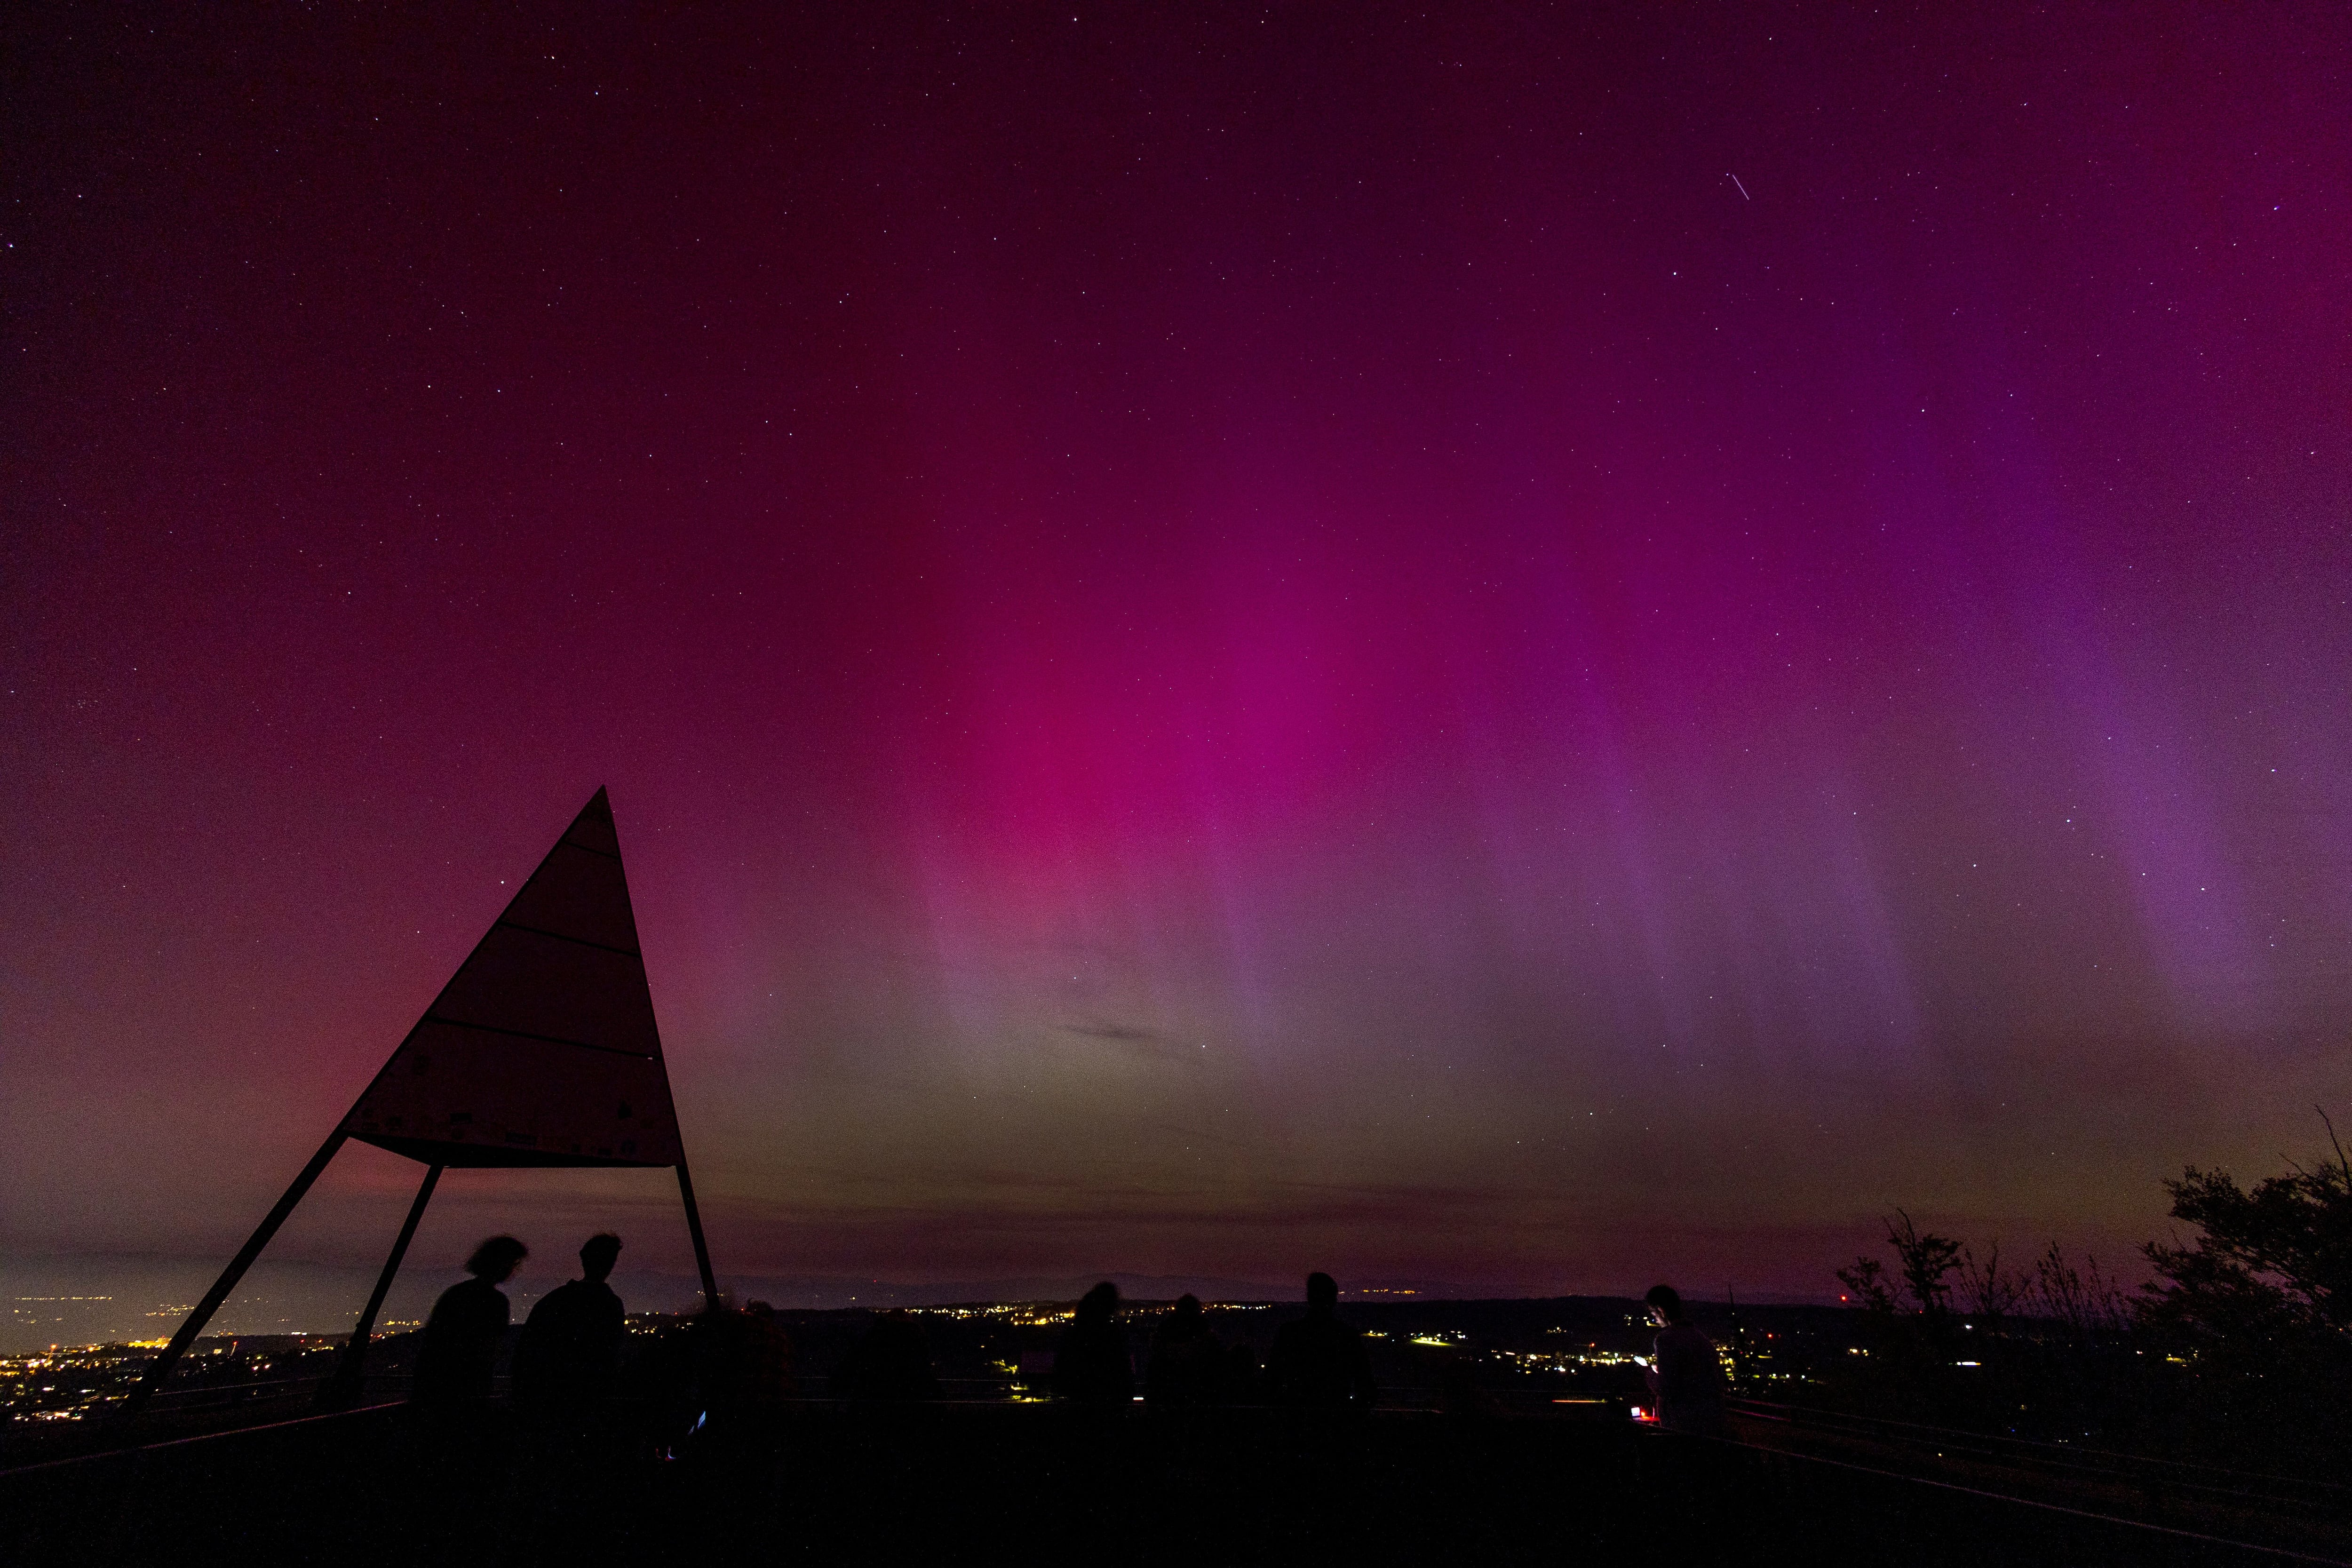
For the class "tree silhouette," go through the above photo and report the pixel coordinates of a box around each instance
[1835,1255,1895,1314]
[2141,1111,2352,1353]
[1958,1241,2025,1330]
[1886,1210,1963,1319]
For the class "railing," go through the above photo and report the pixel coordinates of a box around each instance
[1720,1396,2352,1563]
[7,1392,2343,1566]
[1727,1395,2350,1512]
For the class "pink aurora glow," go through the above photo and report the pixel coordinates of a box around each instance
[3,6,2348,1300]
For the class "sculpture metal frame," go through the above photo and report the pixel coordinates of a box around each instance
[113,788,718,1428]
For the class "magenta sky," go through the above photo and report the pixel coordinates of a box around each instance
[5,6,2349,1301]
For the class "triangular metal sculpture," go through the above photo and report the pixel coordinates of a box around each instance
[343,788,684,1169]
[115,788,718,1428]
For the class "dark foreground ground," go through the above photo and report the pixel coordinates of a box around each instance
[5,1400,2332,1568]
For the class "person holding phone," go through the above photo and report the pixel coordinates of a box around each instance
[1642,1284,1730,1436]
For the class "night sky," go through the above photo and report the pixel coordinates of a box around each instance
[5,6,2349,1306]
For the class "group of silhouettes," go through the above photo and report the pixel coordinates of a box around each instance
[413,1233,628,1418]
[413,1239,1381,1416]
[1055,1273,1376,1409]
[413,1233,1720,1433]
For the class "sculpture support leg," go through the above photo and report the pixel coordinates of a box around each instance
[676,1161,719,1310]
[318,1161,442,1409]
[110,1130,350,1434]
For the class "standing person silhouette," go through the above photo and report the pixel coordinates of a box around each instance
[1643,1285,1730,1436]
[835,1309,941,1401]
[406,1235,527,1549]
[512,1235,625,1543]
[1267,1272,1376,1408]
[1146,1294,1224,1409]
[1051,1282,1135,1404]
[514,1233,626,1418]
[413,1235,528,1405]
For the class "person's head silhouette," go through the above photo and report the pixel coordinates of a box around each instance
[1644,1284,1685,1326]
[467,1235,528,1284]
[1169,1293,1203,1329]
[1305,1272,1339,1314]
[1078,1281,1120,1323]
[580,1232,621,1283]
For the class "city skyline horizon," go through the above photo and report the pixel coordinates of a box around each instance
[0,1248,1936,1360]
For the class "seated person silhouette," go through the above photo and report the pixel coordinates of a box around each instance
[514,1233,625,1418]
[1267,1272,1376,1408]
[413,1234,528,1405]
[1051,1281,1135,1404]
[1643,1284,1730,1436]
[1146,1293,1224,1408]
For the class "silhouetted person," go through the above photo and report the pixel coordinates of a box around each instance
[734,1301,796,1405]
[405,1236,527,1551]
[1643,1284,1730,1436]
[1220,1344,1266,1406]
[413,1235,528,1405]
[1146,1294,1224,1408]
[677,1300,801,1478]
[834,1309,939,1401]
[1439,1352,1502,1417]
[1268,1272,1376,1409]
[1052,1282,1134,1404]
[514,1232,625,1418]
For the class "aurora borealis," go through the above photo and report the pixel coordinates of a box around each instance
[4,5,2349,1310]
